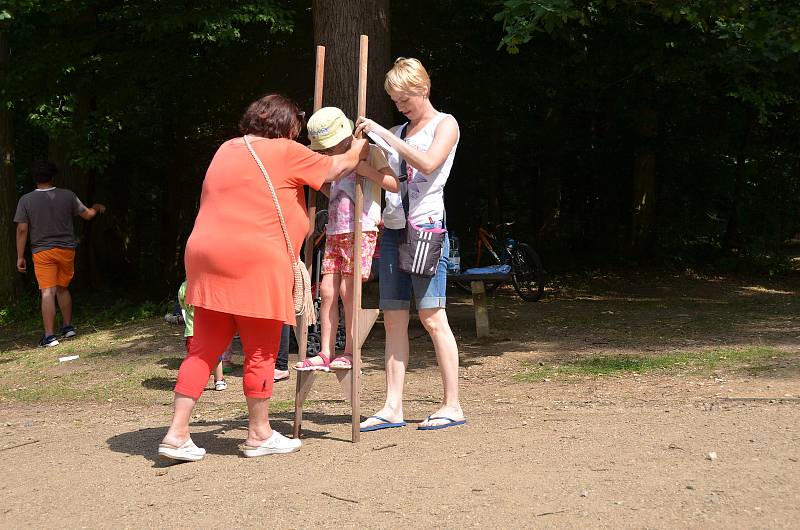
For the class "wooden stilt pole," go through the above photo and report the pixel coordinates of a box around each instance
[349,34,369,443]
[293,44,326,440]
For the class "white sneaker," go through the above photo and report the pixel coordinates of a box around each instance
[215,379,227,391]
[242,430,301,457]
[158,438,206,462]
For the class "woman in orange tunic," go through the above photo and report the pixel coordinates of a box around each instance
[159,94,368,462]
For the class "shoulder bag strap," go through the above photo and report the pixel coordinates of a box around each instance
[242,135,298,263]
[398,122,410,220]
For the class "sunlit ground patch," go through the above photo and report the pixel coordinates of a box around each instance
[738,286,795,296]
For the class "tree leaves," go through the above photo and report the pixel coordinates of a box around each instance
[3,0,296,171]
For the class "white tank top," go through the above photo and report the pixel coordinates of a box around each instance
[383,112,459,229]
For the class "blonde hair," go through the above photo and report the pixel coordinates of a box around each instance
[384,57,431,97]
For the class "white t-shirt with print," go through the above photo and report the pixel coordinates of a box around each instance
[383,112,459,229]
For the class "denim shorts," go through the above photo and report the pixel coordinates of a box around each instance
[379,224,449,310]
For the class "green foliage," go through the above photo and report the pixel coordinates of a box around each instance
[482,0,800,265]
[84,299,163,325]
[0,292,41,328]
[496,1,800,119]
[0,292,166,330]
[3,0,295,172]
[3,0,308,293]
[2,0,799,300]
[99,1,294,43]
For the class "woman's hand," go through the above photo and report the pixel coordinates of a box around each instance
[326,137,370,182]
[355,117,390,139]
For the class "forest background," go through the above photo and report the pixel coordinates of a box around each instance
[1,0,798,312]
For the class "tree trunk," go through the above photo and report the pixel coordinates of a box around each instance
[0,27,20,301]
[535,104,564,243]
[486,120,501,223]
[312,0,392,126]
[722,140,748,253]
[48,103,98,288]
[48,7,99,288]
[158,110,190,290]
[631,105,658,248]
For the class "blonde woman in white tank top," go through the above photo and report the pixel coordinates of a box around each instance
[355,58,465,431]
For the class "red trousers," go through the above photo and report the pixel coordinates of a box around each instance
[174,307,283,399]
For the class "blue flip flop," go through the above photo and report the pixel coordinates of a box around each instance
[417,416,467,431]
[360,415,407,432]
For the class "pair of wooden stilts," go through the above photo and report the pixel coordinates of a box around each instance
[293,36,376,443]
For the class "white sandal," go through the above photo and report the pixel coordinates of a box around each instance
[241,430,301,458]
[158,438,206,462]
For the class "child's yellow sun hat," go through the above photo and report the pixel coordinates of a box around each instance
[307,107,353,151]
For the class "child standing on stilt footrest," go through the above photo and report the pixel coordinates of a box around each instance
[295,107,398,372]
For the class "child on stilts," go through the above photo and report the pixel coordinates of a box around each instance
[295,107,398,372]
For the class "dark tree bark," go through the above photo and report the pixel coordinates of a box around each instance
[47,7,100,288]
[47,106,99,290]
[535,104,565,243]
[312,0,392,127]
[722,121,753,254]
[631,104,658,248]
[486,120,501,223]
[158,108,193,289]
[0,27,20,300]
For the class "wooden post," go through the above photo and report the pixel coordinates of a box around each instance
[294,37,379,442]
[349,34,369,443]
[293,44,326,440]
[471,281,490,338]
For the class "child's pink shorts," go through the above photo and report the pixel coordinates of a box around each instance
[322,231,378,281]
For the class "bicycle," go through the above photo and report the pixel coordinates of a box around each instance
[451,222,546,302]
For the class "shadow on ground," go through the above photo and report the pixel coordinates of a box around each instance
[106,414,306,466]
[141,377,177,391]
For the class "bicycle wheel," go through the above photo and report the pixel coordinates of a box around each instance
[510,243,545,302]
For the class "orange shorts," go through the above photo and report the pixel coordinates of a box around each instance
[32,247,76,289]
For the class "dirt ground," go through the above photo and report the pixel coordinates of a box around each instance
[1,271,799,528]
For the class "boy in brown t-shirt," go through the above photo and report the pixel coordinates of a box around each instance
[13,160,106,347]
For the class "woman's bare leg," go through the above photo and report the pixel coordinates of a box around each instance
[245,397,273,446]
[162,393,197,445]
[359,309,409,428]
[417,307,463,427]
